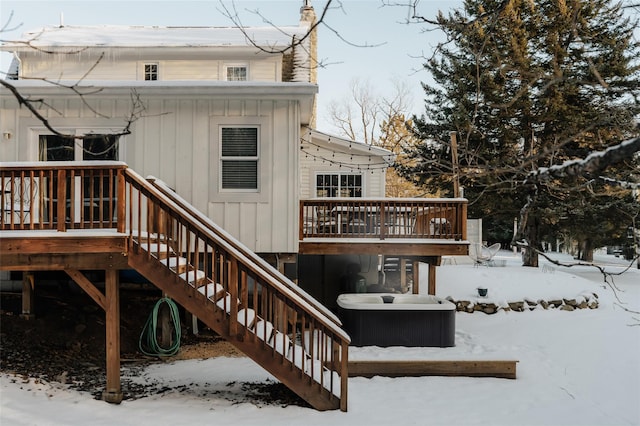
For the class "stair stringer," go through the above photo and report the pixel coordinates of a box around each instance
[127,248,343,411]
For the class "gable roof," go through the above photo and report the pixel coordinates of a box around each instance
[303,129,396,172]
[306,128,394,159]
[0,24,309,52]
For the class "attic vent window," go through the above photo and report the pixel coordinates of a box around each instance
[144,63,158,81]
[226,65,248,81]
[221,127,259,190]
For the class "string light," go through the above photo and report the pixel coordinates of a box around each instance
[300,148,394,171]
[299,135,396,173]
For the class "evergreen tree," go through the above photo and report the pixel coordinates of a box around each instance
[400,0,640,266]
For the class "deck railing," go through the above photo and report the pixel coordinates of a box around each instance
[1,161,126,231]
[300,198,467,241]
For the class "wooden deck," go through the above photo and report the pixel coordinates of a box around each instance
[299,198,469,257]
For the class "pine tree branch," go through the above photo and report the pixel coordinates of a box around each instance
[525,137,640,183]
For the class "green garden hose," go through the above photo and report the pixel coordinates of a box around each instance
[139,297,182,357]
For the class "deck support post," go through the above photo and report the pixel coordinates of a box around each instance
[400,258,407,291]
[160,293,173,348]
[420,256,441,296]
[103,269,123,404]
[412,261,420,294]
[427,264,436,295]
[20,272,35,320]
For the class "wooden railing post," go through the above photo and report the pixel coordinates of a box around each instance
[380,200,386,240]
[56,169,66,232]
[117,169,126,233]
[229,259,239,337]
[340,340,349,412]
[299,201,305,240]
[460,202,467,241]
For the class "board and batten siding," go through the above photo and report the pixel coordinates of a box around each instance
[17,52,282,82]
[0,95,301,254]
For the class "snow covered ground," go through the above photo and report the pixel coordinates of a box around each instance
[2,250,639,426]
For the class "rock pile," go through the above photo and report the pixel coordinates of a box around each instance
[446,293,599,314]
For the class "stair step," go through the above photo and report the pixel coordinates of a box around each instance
[237,308,256,329]
[288,343,312,370]
[139,242,173,258]
[160,256,188,273]
[132,231,164,242]
[179,269,207,287]
[254,320,274,342]
[269,330,291,355]
[215,294,240,314]
[196,282,225,299]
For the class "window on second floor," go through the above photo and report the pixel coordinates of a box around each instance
[316,173,362,197]
[144,63,158,81]
[225,65,248,81]
[220,127,258,190]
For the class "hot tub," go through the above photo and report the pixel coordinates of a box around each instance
[336,293,455,347]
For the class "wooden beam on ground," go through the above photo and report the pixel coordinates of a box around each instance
[103,269,123,404]
[348,360,518,380]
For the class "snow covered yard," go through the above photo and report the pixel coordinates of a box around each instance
[2,251,639,425]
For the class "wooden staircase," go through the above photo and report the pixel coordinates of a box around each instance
[0,162,350,411]
[124,170,349,411]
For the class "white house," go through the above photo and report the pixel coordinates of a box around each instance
[0,3,391,256]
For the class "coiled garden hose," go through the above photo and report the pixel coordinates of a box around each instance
[139,297,181,357]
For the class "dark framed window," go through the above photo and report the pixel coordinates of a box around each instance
[316,173,362,197]
[226,65,247,81]
[38,134,119,224]
[144,63,158,81]
[221,127,258,190]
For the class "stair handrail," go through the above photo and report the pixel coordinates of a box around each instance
[146,175,344,327]
[123,169,349,340]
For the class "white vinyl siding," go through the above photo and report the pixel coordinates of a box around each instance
[2,89,311,254]
[18,53,282,81]
[220,127,258,190]
[162,60,220,80]
[299,136,388,199]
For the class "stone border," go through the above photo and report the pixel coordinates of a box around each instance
[445,293,599,314]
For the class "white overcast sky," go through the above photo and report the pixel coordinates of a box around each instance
[0,0,461,133]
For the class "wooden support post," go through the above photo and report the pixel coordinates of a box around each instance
[103,269,123,404]
[400,258,407,292]
[20,272,35,320]
[428,263,436,295]
[160,295,173,349]
[412,261,420,295]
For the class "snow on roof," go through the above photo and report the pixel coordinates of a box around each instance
[0,24,309,51]
[307,128,395,158]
